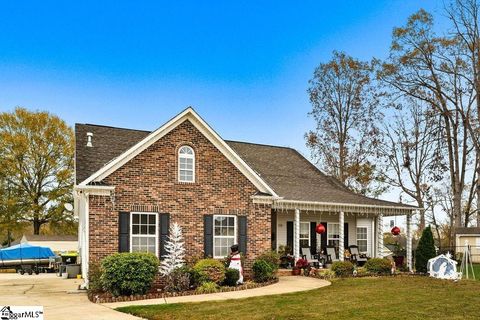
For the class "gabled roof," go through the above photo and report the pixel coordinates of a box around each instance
[75,109,416,210]
[76,108,277,196]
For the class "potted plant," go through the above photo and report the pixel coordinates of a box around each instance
[294,258,310,276]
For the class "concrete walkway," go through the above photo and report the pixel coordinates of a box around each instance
[0,273,141,320]
[103,276,330,309]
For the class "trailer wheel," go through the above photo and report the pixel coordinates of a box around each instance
[27,269,33,275]
[20,269,25,275]
[34,269,40,275]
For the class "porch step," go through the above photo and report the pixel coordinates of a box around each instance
[277,269,294,277]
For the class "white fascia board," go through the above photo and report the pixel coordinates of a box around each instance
[74,185,115,196]
[77,108,277,197]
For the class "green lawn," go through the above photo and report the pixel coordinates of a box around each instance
[117,277,480,320]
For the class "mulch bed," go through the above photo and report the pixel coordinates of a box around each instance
[88,278,279,304]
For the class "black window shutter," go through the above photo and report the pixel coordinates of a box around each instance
[204,215,213,258]
[310,222,317,255]
[320,222,327,253]
[238,216,247,255]
[344,222,349,249]
[286,221,293,254]
[118,212,130,252]
[159,213,170,258]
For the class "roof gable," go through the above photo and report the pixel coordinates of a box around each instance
[76,108,277,196]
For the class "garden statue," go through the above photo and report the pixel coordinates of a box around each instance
[229,244,244,284]
[427,252,460,280]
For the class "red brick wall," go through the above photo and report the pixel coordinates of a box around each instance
[88,119,272,270]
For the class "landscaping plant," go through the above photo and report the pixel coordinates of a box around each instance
[164,266,191,292]
[252,259,275,282]
[331,261,354,277]
[193,259,226,285]
[365,258,392,275]
[223,268,240,287]
[415,226,436,273]
[257,251,280,271]
[101,252,159,296]
[196,281,219,294]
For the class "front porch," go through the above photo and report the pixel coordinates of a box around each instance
[268,200,416,271]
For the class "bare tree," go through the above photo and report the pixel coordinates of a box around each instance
[377,9,475,229]
[379,101,444,231]
[307,51,385,196]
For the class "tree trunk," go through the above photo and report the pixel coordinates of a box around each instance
[33,218,41,235]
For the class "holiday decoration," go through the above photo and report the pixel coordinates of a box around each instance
[391,226,401,236]
[315,224,325,234]
[159,222,186,276]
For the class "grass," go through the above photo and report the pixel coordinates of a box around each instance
[117,276,480,320]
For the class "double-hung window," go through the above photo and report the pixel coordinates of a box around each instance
[299,222,310,248]
[178,146,195,182]
[327,223,340,247]
[130,212,158,256]
[213,215,236,258]
[357,227,368,253]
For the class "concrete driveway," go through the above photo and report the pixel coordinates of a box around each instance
[0,273,140,320]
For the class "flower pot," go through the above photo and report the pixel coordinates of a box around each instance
[393,256,404,267]
[292,268,301,276]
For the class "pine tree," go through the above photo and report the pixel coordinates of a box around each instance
[159,222,185,276]
[415,225,436,273]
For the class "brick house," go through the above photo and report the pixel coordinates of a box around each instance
[74,108,417,286]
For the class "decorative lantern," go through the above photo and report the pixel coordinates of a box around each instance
[391,226,401,236]
[315,224,326,234]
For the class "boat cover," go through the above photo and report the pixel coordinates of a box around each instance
[0,243,55,261]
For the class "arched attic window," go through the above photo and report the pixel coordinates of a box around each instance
[178,145,195,182]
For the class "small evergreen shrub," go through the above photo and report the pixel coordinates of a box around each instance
[87,262,103,292]
[257,251,280,271]
[223,268,240,286]
[331,261,354,277]
[196,281,219,294]
[193,259,226,285]
[415,226,436,273]
[365,258,392,275]
[252,259,275,282]
[101,252,159,296]
[164,266,191,292]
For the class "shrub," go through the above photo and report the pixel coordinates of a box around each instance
[193,259,226,285]
[316,268,335,280]
[252,259,275,283]
[415,226,436,273]
[88,262,103,292]
[257,251,280,271]
[331,261,354,277]
[164,266,191,292]
[355,267,368,276]
[365,258,392,275]
[196,281,219,294]
[223,268,240,286]
[101,252,159,296]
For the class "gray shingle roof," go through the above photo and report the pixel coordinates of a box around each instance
[75,123,414,208]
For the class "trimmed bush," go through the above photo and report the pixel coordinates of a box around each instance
[331,261,354,277]
[415,226,436,273]
[101,252,159,296]
[193,259,226,285]
[87,262,103,292]
[257,251,280,271]
[164,266,191,292]
[365,258,392,275]
[196,281,219,294]
[252,259,275,283]
[223,268,240,286]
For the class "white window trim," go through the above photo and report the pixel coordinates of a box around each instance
[213,215,237,259]
[178,145,195,183]
[356,226,369,253]
[327,222,340,245]
[129,212,159,257]
[299,221,310,247]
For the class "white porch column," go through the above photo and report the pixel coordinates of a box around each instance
[339,211,345,261]
[406,212,413,272]
[294,208,300,260]
[376,214,384,258]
